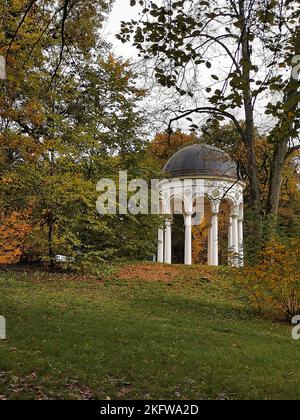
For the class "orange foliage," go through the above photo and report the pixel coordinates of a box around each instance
[148,130,198,165]
[192,200,231,264]
[192,217,209,264]
[234,240,300,321]
[0,212,32,264]
[0,132,43,165]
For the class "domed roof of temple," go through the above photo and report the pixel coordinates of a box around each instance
[163,144,238,179]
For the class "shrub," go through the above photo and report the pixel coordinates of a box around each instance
[234,239,300,321]
[0,212,32,264]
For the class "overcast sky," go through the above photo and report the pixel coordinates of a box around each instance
[101,0,272,136]
[102,0,140,59]
[101,0,242,135]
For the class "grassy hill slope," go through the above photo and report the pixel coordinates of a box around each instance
[0,264,299,400]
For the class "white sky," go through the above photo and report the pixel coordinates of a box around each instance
[101,0,275,137]
[102,2,240,135]
[102,0,140,59]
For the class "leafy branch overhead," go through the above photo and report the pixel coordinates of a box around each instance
[119,0,300,218]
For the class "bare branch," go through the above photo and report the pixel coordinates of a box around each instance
[195,34,242,75]
[6,0,38,58]
[22,5,65,67]
[168,106,246,143]
[49,0,71,88]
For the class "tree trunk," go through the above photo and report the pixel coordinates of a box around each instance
[266,141,288,215]
[245,127,261,211]
[266,27,300,217]
[239,0,261,212]
[238,0,263,262]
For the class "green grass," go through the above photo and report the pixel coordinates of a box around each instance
[0,265,299,400]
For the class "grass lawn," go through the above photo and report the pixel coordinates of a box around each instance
[0,263,299,400]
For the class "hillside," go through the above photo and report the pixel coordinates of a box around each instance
[0,264,299,400]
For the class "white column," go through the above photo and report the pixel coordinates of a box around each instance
[228,216,233,266]
[232,214,239,267]
[211,212,219,266]
[184,213,192,265]
[238,218,244,267]
[207,222,212,266]
[157,228,164,263]
[164,220,172,264]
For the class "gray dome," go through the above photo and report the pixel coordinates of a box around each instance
[163,144,238,179]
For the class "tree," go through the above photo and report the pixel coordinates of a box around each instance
[119,0,300,236]
[0,0,160,267]
[0,0,112,78]
[0,0,112,265]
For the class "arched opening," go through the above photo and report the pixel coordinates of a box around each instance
[172,214,184,264]
[219,199,232,266]
[169,194,186,265]
[192,196,211,264]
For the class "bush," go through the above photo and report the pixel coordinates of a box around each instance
[234,239,300,321]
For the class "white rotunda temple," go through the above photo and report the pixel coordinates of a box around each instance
[157,144,245,267]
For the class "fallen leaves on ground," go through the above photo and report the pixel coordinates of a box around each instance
[117,264,183,282]
[116,263,218,284]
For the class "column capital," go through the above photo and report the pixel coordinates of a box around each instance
[231,213,239,219]
[211,211,219,217]
[210,199,220,215]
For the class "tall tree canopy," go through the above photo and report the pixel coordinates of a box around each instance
[0,0,160,266]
